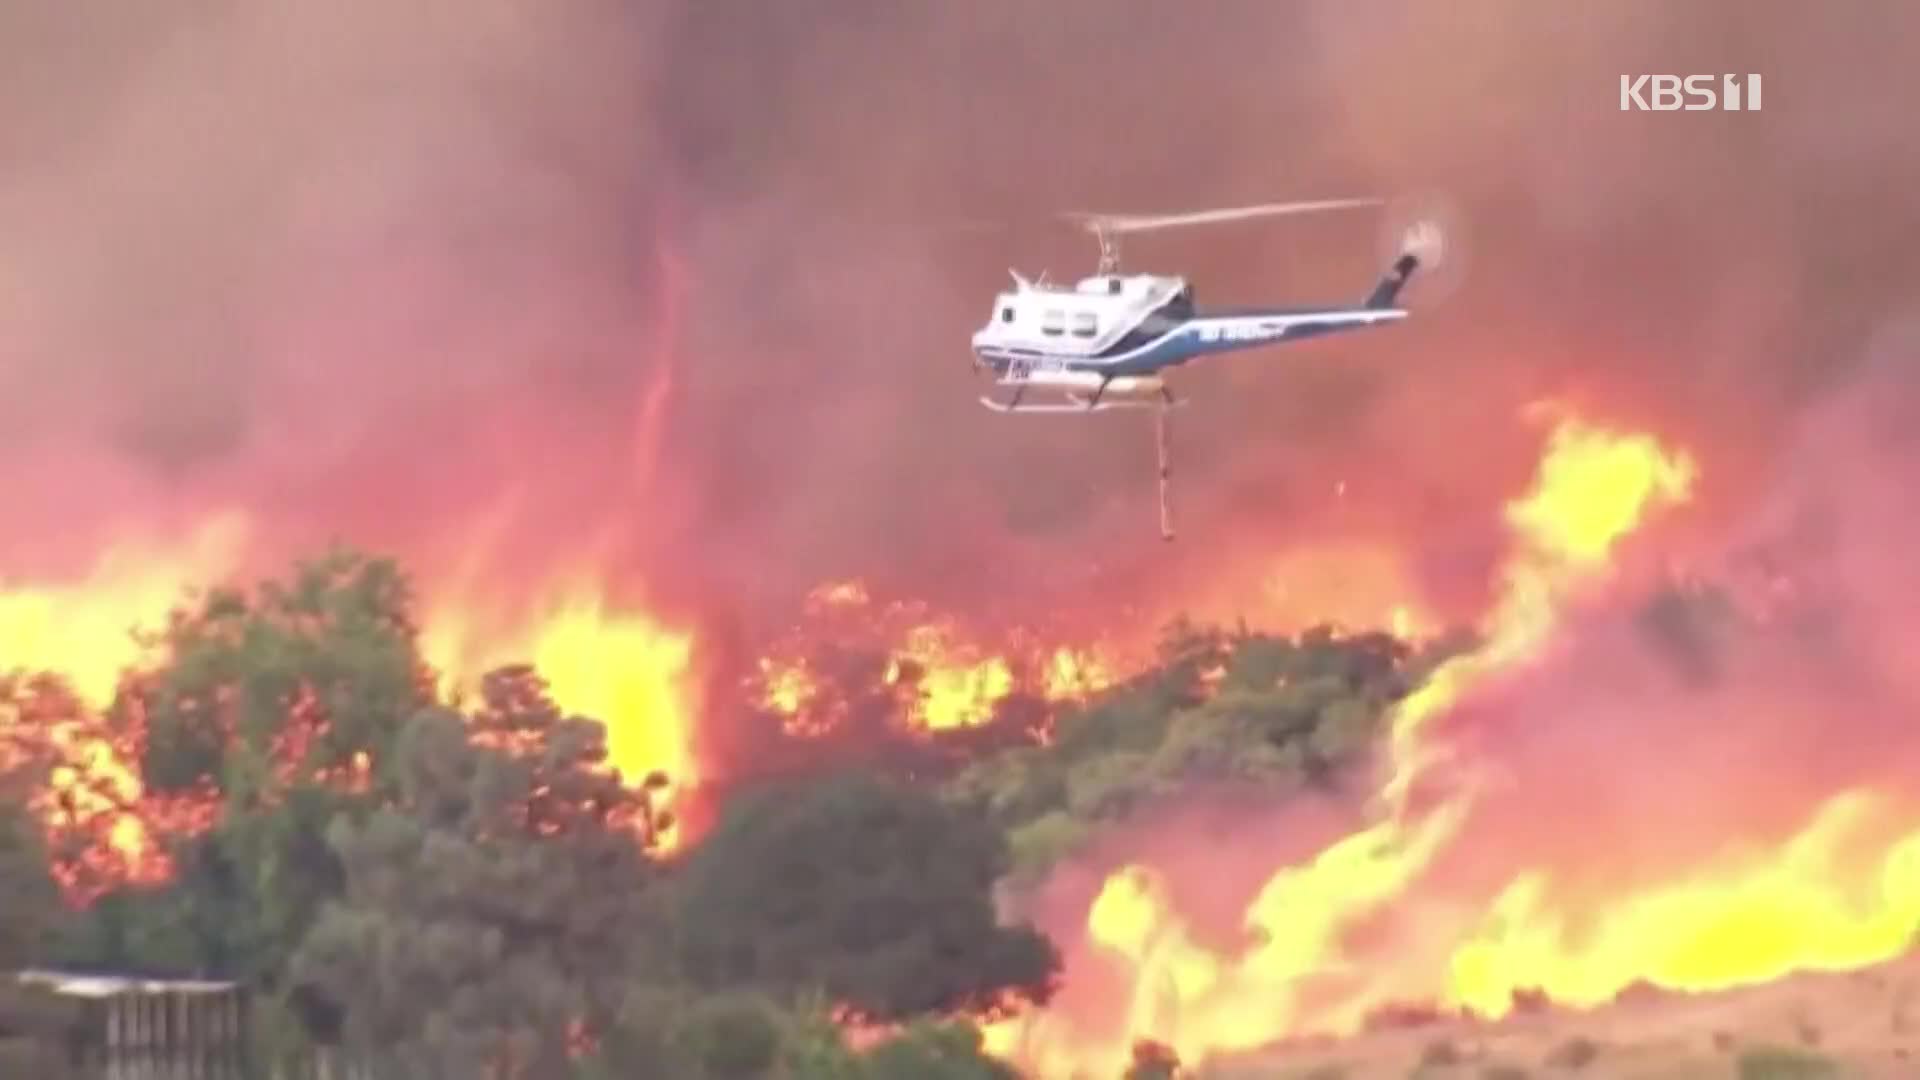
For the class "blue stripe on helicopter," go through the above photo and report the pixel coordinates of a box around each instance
[976,310,1400,378]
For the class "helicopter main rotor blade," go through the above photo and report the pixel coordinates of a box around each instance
[1063,198,1383,236]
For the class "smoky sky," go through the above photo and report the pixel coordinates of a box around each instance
[2,1,1918,636]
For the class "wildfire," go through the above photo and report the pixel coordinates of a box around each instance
[12,391,1920,1080]
[420,588,701,850]
[1448,789,1920,1015]
[0,535,705,884]
[1254,545,1440,643]
[987,412,1705,1077]
[0,517,249,892]
[0,513,250,707]
[890,623,1016,731]
[751,582,1119,740]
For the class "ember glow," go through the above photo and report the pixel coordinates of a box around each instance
[747,582,1119,741]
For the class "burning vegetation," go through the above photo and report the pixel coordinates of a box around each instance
[6,5,1920,1077]
[8,397,1920,1079]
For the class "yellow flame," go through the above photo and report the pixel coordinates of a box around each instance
[881,624,1007,730]
[1040,647,1116,701]
[423,590,699,848]
[994,414,1700,1076]
[1448,789,1920,1016]
[757,657,819,716]
[0,514,250,706]
[1386,418,1697,801]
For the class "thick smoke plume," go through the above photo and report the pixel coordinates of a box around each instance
[4,1,1917,627]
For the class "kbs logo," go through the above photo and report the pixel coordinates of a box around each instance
[1620,74,1762,111]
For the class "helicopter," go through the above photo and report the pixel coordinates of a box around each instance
[970,198,1439,413]
[968,197,1447,539]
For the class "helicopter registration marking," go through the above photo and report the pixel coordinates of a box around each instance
[1005,356,1068,383]
[1196,321,1285,344]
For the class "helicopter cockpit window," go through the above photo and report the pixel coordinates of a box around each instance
[1040,309,1066,336]
[1070,312,1098,338]
[1107,277,1122,295]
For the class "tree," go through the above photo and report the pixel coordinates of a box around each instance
[1122,1040,1182,1080]
[0,781,82,1077]
[945,622,1446,881]
[123,547,430,803]
[657,991,784,1080]
[52,550,436,1040]
[291,668,660,1079]
[858,1021,1021,1080]
[674,770,1059,1023]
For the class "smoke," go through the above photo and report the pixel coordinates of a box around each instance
[3,1,1919,686]
[643,0,1920,617]
[0,3,669,582]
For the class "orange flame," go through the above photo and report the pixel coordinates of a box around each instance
[752,581,1119,740]
[989,412,1701,1076]
[0,530,703,889]
[421,588,700,851]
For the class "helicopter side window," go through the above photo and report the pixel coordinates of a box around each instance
[1070,312,1098,338]
[999,306,1015,323]
[1040,309,1066,336]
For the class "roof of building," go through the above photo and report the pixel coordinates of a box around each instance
[15,969,240,998]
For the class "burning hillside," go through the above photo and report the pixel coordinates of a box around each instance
[12,378,1920,1080]
[5,3,1920,1078]
[977,344,1920,1077]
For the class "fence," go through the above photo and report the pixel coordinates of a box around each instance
[17,969,247,1079]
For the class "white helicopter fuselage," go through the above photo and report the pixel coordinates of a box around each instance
[969,266,1412,412]
[974,272,1191,357]
[968,272,1191,407]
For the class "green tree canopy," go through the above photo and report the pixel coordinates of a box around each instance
[120,546,431,804]
[857,1020,1021,1080]
[949,624,1456,881]
[0,778,82,1077]
[290,668,662,1079]
[52,550,440,1048]
[674,771,1060,1024]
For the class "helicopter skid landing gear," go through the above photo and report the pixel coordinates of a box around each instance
[977,391,1184,414]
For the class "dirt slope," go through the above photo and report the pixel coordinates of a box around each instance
[1200,951,1920,1079]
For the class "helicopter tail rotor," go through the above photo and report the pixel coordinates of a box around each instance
[1377,191,1466,308]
